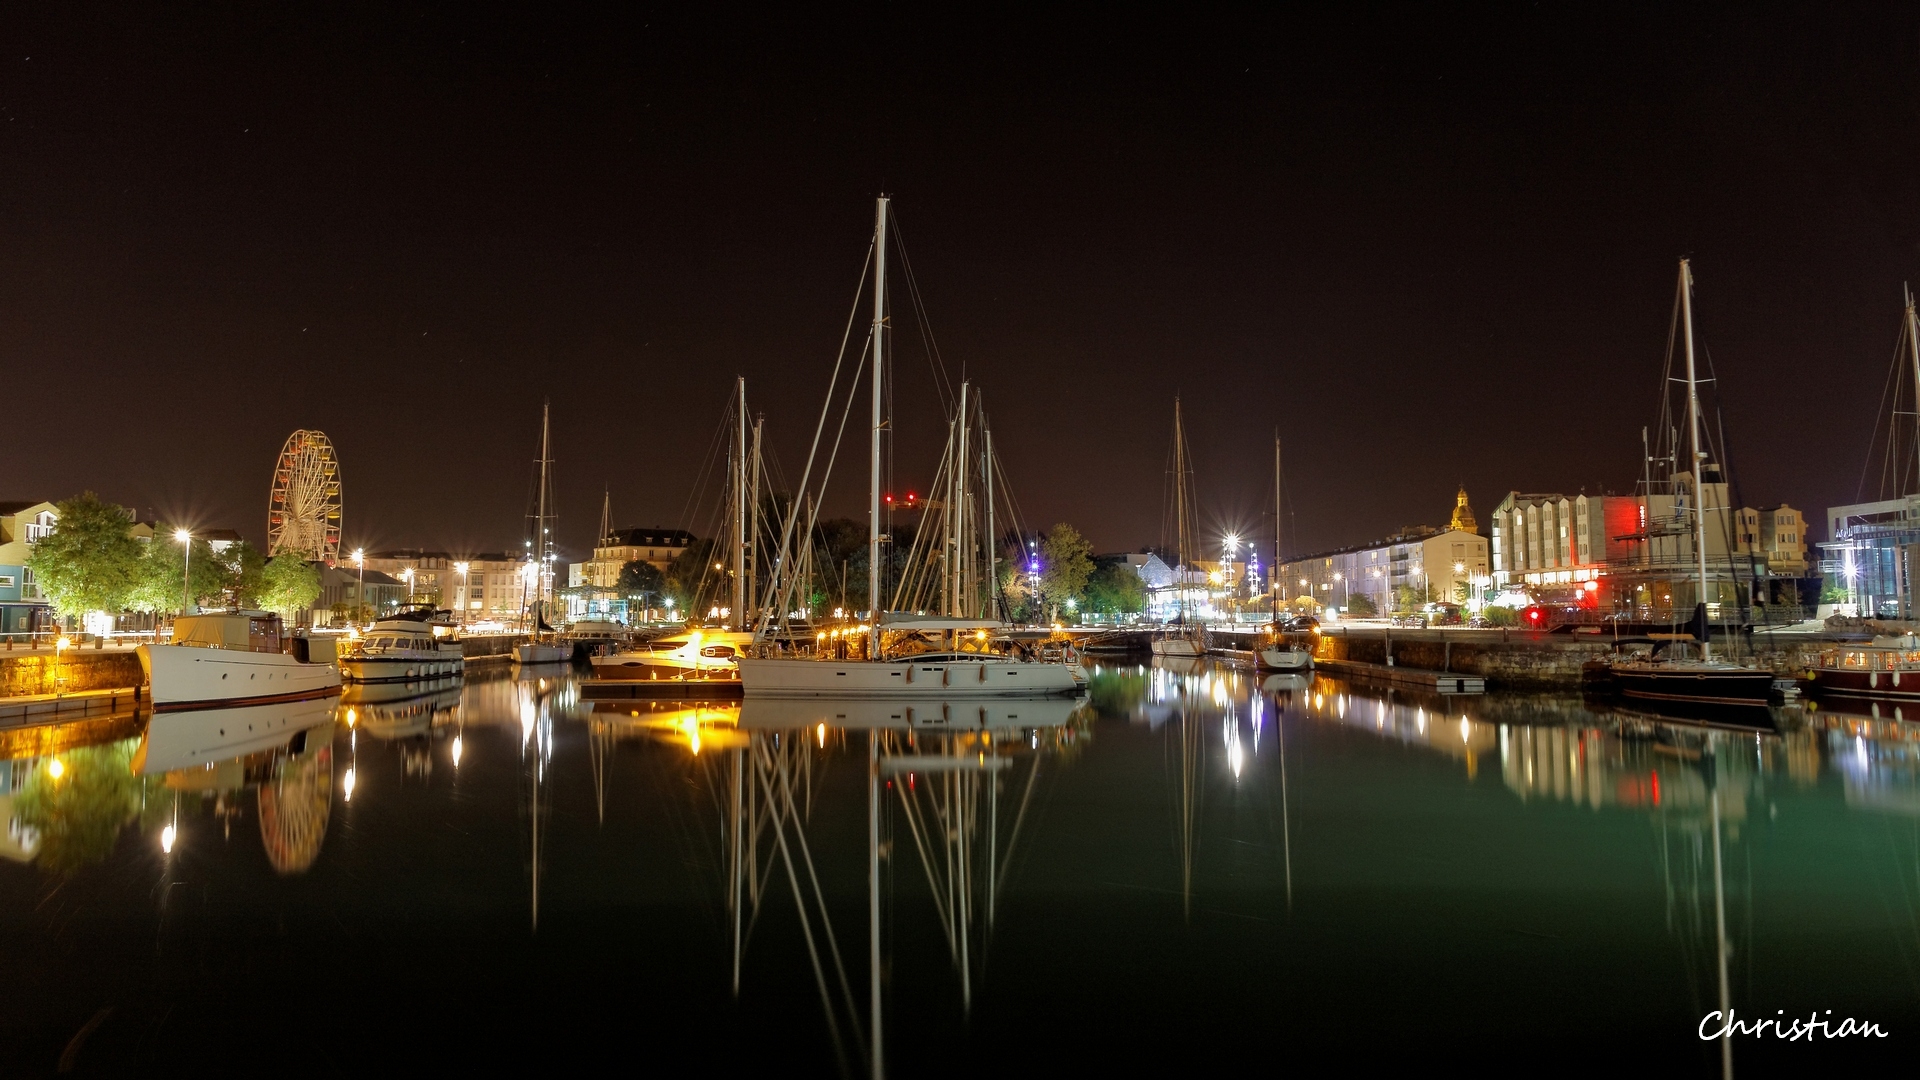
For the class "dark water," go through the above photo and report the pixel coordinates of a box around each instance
[2,662,1914,1076]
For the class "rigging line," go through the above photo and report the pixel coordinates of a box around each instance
[767,332,873,633]
[760,242,874,636]
[886,208,957,414]
[891,418,959,611]
[768,742,867,1047]
[1860,326,1906,502]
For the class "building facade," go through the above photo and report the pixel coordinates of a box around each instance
[361,550,529,621]
[573,527,695,588]
[1279,526,1489,617]
[0,501,57,639]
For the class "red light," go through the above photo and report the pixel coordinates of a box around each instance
[1651,771,1660,806]
[885,494,893,503]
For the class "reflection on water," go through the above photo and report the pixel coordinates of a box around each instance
[0,662,1915,1071]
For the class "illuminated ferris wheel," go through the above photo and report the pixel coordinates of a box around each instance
[267,429,343,565]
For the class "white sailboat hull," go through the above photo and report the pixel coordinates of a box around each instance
[1259,647,1314,672]
[514,643,572,664]
[1150,638,1204,658]
[139,643,342,710]
[737,656,1083,697]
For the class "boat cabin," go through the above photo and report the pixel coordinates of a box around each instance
[1818,636,1920,673]
[172,612,284,654]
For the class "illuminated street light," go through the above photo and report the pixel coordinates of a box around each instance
[175,528,193,616]
[352,548,366,624]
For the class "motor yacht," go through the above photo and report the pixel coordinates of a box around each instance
[138,611,342,710]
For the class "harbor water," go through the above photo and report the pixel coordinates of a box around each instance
[2,661,1913,1075]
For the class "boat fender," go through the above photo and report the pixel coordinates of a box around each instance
[905,666,913,684]
[978,664,987,683]
[942,667,950,687]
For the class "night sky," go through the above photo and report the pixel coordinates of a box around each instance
[8,4,1920,561]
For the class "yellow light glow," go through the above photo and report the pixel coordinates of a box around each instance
[174,528,191,543]
[47,758,64,779]
[817,722,826,748]
[345,708,357,727]
[452,736,464,767]
[343,768,357,801]
[161,823,176,853]
[55,636,70,652]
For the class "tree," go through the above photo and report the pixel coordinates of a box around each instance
[663,537,718,617]
[1038,523,1094,621]
[257,553,322,621]
[1345,592,1378,617]
[218,541,267,608]
[617,559,666,601]
[125,531,227,614]
[1084,560,1148,616]
[26,493,144,619]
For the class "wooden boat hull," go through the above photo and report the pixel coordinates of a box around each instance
[514,643,572,664]
[1150,638,1204,658]
[1809,668,1920,699]
[1259,647,1314,672]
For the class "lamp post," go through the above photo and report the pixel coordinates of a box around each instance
[455,562,470,625]
[352,548,365,624]
[401,567,415,605]
[174,529,193,617]
[1333,571,1345,613]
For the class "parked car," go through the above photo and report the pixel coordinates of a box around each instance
[1423,602,1464,626]
[1279,614,1319,633]
[1390,612,1428,628]
[1467,614,1494,628]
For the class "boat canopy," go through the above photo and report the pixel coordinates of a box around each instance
[172,612,280,649]
[878,613,1008,631]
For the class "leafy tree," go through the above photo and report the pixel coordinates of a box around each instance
[1480,605,1519,627]
[1038,523,1094,621]
[1392,584,1427,613]
[1084,560,1148,615]
[126,531,226,614]
[1345,592,1378,617]
[257,553,323,620]
[663,537,718,617]
[617,559,666,601]
[25,493,144,619]
[218,541,267,608]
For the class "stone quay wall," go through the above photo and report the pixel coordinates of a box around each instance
[0,651,146,697]
[1302,628,1831,690]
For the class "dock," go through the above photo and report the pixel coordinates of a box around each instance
[1316,657,1485,694]
[0,686,145,723]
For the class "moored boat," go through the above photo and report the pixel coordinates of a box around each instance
[138,611,342,711]
[1810,634,1920,699]
[339,610,466,683]
[589,629,753,680]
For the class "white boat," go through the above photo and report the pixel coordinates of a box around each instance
[1257,433,1313,675]
[1259,645,1314,672]
[734,199,1083,700]
[1154,398,1208,659]
[514,642,572,665]
[138,611,342,711]
[566,618,631,657]
[738,649,1083,697]
[1150,636,1205,658]
[514,401,571,667]
[589,629,753,679]
[338,612,466,682]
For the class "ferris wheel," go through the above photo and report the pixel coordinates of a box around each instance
[268,429,343,565]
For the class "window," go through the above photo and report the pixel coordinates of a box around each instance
[0,576,12,588]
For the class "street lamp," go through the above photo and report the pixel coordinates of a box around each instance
[401,567,415,604]
[351,548,365,624]
[455,562,470,624]
[174,529,193,617]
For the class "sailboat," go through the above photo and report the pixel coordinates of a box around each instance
[1260,432,1313,672]
[1151,398,1206,658]
[734,196,1083,698]
[515,401,571,665]
[1606,260,1772,706]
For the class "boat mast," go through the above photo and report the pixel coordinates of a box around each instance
[749,416,764,628]
[1679,259,1712,661]
[869,197,888,658]
[984,424,998,621]
[537,399,551,624]
[954,381,969,617]
[1273,430,1282,621]
[1906,285,1920,491]
[1174,398,1189,628]
[733,377,747,633]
